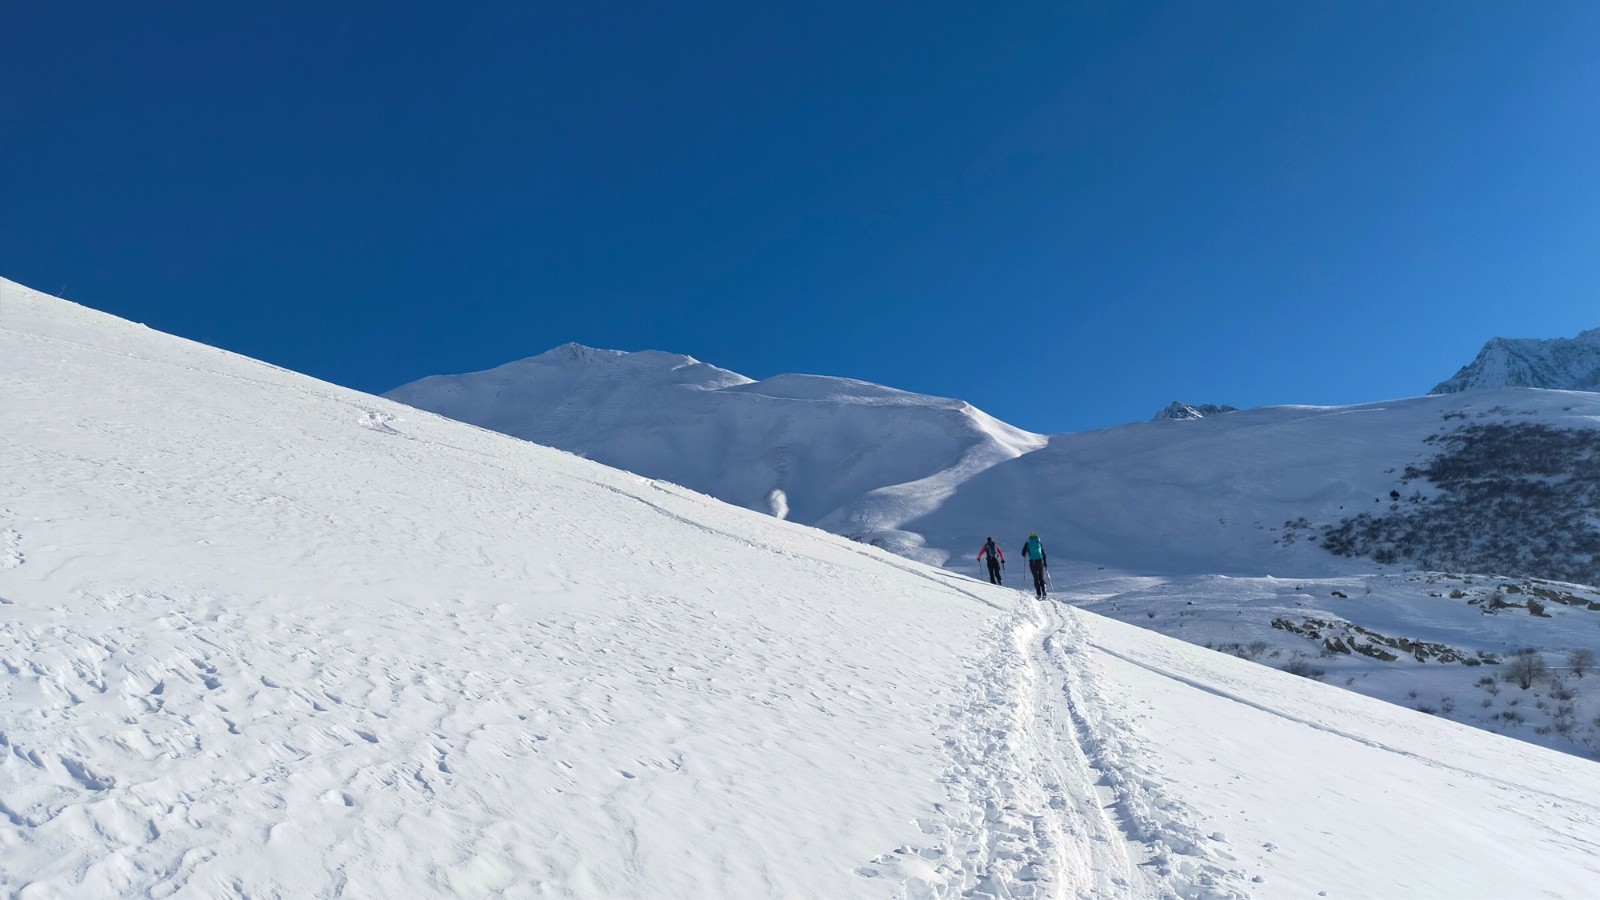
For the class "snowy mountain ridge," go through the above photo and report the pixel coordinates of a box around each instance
[1431,326,1600,394]
[387,346,1045,552]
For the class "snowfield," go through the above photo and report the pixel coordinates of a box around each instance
[391,342,1600,760]
[6,276,1600,897]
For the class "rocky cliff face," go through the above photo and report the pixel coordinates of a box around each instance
[1152,401,1237,421]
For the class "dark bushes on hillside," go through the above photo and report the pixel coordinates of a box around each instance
[1323,423,1600,585]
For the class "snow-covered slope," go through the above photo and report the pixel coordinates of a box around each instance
[1432,327,1600,393]
[918,391,1600,755]
[392,344,1600,759]
[385,347,1045,562]
[9,276,1600,895]
[915,390,1600,575]
[393,347,1600,582]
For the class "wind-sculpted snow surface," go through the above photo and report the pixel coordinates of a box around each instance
[8,277,1600,897]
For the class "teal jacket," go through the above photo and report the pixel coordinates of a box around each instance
[1021,535,1046,562]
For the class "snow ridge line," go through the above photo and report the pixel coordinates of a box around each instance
[1048,607,1250,899]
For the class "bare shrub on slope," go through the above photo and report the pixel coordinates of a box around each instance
[1504,649,1549,690]
[1322,423,1600,585]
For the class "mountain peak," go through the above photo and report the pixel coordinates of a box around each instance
[1153,401,1236,421]
[1431,327,1600,394]
[532,343,628,364]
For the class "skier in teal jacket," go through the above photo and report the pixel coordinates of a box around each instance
[1019,533,1048,599]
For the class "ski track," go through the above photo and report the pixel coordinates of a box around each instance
[1047,607,1250,899]
[894,593,1255,900]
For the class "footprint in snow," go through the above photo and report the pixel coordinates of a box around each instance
[1,529,22,568]
[60,756,114,791]
[321,790,355,807]
[358,410,400,435]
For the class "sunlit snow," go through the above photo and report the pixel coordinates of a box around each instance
[5,278,1600,897]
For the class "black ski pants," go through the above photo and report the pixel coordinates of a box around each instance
[1028,559,1046,598]
[986,558,1002,585]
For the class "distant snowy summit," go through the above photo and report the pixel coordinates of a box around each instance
[1431,326,1600,394]
[1151,401,1237,421]
[386,344,1044,557]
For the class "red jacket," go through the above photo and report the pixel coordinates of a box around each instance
[977,542,1005,563]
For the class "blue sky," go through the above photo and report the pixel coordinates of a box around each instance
[4,2,1598,432]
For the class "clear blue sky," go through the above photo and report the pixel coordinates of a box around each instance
[4,2,1598,432]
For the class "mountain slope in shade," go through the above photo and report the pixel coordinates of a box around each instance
[1431,327,1600,393]
[386,346,1045,562]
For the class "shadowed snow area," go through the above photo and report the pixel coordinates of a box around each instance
[5,276,1600,897]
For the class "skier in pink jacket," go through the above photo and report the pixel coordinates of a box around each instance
[977,537,1005,585]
